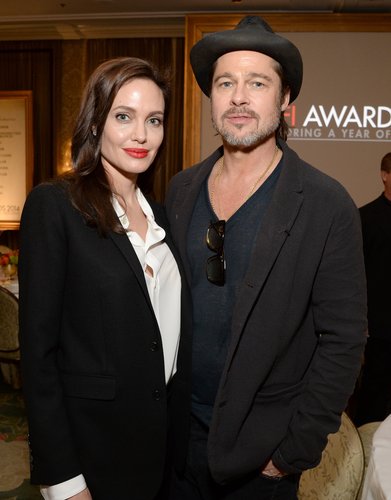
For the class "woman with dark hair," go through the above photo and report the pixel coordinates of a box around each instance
[18,57,191,500]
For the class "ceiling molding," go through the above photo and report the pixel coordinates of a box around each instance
[0,4,390,41]
[0,17,185,40]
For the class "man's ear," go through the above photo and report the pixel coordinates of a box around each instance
[281,90,290,112]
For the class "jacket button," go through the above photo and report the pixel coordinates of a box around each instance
[153,389,161,400]
[150,340,159,352]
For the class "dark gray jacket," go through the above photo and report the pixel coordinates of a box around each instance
[166,139,367,483]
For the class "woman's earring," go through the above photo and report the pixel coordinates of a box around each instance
[92,127,97,136]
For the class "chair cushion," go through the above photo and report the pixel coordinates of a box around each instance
[298,412,365,499]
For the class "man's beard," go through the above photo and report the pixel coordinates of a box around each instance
[212,105,280,148]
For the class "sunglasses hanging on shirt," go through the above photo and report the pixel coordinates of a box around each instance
[206,220,226,286]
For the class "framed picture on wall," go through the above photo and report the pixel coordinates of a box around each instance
[0,90,33,230]
[183,13,391,207]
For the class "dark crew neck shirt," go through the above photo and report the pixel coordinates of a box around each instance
[187,158,282,426]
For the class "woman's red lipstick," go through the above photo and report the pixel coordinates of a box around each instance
[123,148,149,159]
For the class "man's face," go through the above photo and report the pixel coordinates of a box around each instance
[381,169,391,200]
[210,50,289,148]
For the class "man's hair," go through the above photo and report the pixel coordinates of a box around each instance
[381,152,391,173]
[273,60,290,141]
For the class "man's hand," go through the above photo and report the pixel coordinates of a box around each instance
[261,459,286,478]
[68,488,92,499]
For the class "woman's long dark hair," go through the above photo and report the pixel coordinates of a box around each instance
[64,57,171,235]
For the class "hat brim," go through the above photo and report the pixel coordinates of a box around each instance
[190,27,303,103]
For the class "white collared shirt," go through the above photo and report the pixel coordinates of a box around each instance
[112,188,181,383]
[41,188,181,500]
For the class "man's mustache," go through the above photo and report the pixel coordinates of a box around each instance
[221,108,260,120]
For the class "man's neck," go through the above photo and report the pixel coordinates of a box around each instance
[384,190,391,202]
[222,139,278,178]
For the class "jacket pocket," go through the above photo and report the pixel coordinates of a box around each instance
[254,380,306,403]
[61,372,116,400]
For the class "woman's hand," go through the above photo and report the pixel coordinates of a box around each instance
[68,488,92,499]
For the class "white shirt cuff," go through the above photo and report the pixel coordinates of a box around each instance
[40,474,87,500]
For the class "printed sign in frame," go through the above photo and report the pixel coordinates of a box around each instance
[0,91,33,230]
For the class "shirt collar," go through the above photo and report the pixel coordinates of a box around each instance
[112,188,165,246]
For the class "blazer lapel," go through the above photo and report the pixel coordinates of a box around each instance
[150,201,188,284]
[169,148,222,284]
[110,202,191,322]
[109,231,152,309]
[227,149,305,366]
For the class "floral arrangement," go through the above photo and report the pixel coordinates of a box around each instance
[0,249,19,279]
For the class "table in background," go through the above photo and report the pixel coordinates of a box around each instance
[0,279,19,298]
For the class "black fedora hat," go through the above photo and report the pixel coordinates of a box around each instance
[190,15,303,103]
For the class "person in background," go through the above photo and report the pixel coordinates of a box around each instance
[354,152,391,426]
[18,57,191,500]
[165,15,367,499]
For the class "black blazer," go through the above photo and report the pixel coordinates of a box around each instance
[360,193,391,339]
[18,181,191,499]
[166,140,367,483]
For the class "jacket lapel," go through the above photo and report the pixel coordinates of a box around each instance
[150,200,188,283]
[226,145,305,366]
[110,202,191,322]
[169,148,222,284]
[109,231,152,309]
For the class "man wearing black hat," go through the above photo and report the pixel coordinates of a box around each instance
[166,16,367,499]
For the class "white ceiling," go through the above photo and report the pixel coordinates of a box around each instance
[0,0,390,40]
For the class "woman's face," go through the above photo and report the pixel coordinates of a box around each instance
[100,77,165,185]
